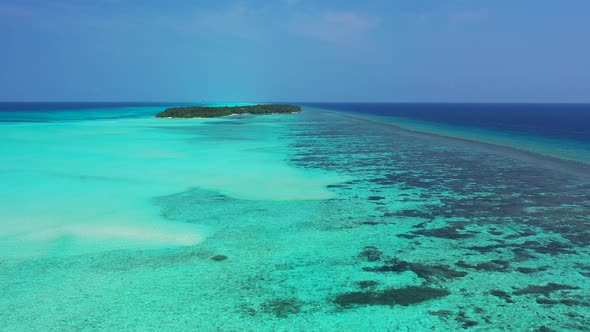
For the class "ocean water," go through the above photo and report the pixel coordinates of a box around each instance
[299,103,590,163]
[0,103,589,331]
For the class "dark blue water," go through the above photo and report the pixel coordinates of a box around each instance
[300,103,590,143]
[0,102,177,111]
[0,102,182,122]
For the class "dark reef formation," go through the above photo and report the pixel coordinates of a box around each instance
[334,286,450,307]
[363,257,468,281]
[261,298,304,318]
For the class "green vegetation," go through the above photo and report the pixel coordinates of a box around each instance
[155,104,301,118]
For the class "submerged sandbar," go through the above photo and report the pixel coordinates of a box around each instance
[156,104,301,118]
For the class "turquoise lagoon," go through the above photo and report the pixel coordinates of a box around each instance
[0,104,589,331]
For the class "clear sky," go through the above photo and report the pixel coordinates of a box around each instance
[1,0,590,102]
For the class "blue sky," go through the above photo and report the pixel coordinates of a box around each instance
[1,0,590,102]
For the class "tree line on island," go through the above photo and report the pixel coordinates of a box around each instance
[156,104,302,118]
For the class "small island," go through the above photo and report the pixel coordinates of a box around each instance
[155,104,301,118]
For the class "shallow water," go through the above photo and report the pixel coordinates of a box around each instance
[1,105,589,331]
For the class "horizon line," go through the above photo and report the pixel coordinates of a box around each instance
[2,101,590,105]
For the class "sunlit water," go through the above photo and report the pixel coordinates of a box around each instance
[1,104,589,331]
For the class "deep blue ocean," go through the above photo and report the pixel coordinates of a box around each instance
[300,103,590,143]
[0,102,173,111]
[0,102,178,122]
